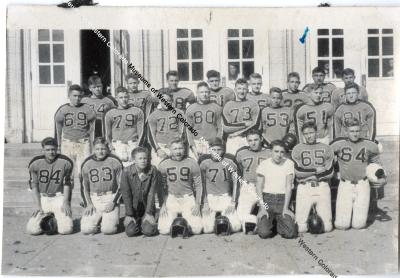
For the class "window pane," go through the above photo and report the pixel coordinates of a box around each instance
[191,41,203,59]
[332,60,344,78]
[242,29,254,37]
[242,40,254,59]
[39,44,50,63]
[382,37,393,55]
[242,62,254,80]
[318,38,329,57]
[177,62,189,81]
[318,29,329,35]
[52,30,64,41]
[53,65,65,84]
[368,59,379,77]
[318,60,330,76]
[332,29,343,35]
[228,29,239,37]
[39,65,51,84]
[177,29,188,38]
[53,44,64,63]
[177,41,189,60]
[368,37,379,56]
[368,29,379,34]
[228,40,240,59]
[332,38,344,57]
[192,62,203,81]
[38,29,50,41]
[382,58,394,77]
[228,62,240,80]
[191,29,202,38]
[382,29,393,34]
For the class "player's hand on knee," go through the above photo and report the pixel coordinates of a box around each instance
[282,208,295,219]
[191,203,201,216]
[202,203,211,216]
[371,177,387,188]
[104,201,115,213]
[143,213,156,224]
[61,201,72,217]
[124,216,135,227]
[84,204,96,216]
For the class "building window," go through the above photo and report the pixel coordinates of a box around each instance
[176,29,204,81]
[227,29,254,80]
[367,29,394,78]
[317,29,344,79]
[38,29,65,85]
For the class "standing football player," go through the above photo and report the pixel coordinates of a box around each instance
[292,122,334,233]
[247,73,271,110]
[157,139,203,235]
[303,67,336,103]
[80,138,123,235]
[331,118,386,229]
[282,72,310,109]
[206,70,236,107]
[125,73,156,119]
[26,137,74,235]
[104,86,145,166]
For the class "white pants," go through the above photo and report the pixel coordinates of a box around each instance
[80,193,120,235]
[295,181,333,233]
[237,182,259,230]
[202,194,241,233]
[335,178,370,229]
[226,135,248,156]
[112,140,138,167]
[151,143,171,166]
[158,194,202,235]
[61,137,91,185]
[26,194,73,235]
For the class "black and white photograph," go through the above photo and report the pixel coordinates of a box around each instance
[2,3,399,276]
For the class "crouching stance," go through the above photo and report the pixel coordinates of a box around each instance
[26,137,74,235]
[201,138,241,234]
[158,139,203,235]
[256,140,297,239]
[80,138,123,235]
[120,147,162,237]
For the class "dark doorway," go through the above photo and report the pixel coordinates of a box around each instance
[80,30,111,96]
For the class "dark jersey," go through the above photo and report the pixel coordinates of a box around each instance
[200,157,237,196]
[281,89,310,110]
[81,96,116,121]
[235,147,272,184]
[247,92,271,110]
[261,106,294,144]
[127,90,157,119]
[159,87,196,111]
[223,99,260,136]
[209,87,236,107]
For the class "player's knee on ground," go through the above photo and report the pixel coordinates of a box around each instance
[351,217,368,230]
[80,218,98,235]
[158,217,172,235]
[277,214,298,238]
[187,216,203,235]
[334,218,351,230]
[323,221,333,233]
[26,217,42,235]
[100,219,118,235]
[227,213,242,233]
[57,216,74,235]
[141,221,158,237]
[297,223,308,233]
[257,215,273,239]
[202,215,215,234]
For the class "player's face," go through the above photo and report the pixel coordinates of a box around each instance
[210,145,224,161]
[43,145,57,162]
[69,90,83,106]
[167,75,179,90]
[347,125,361,142]
[235,83,248,101]
[89,81,103,97]
[270,92,283,108]
[94,143,109,160]
[170,142,186,161]
[126,78,139,92]
[287,77,300,91]
[342,74,355,86]
[271,145,286,164]
[345,88,358,104]
[249,78,262,93]
[161,94,173,110]
[208,77,220,90]
[310,88,323,104]
[247,134,262,151]
[303,127,317,144]
[312,72,325,85]
[197,86,210,103]
[133,152,149,170]
[117,92,129,108]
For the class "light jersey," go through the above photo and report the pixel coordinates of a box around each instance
[261,106,293,144]
[235,147,272,184]
[54,103,96,141]
[81,96,116,120]
[223,99,260,136]
[331,85,368,111]
[256,158,294,194]
[127,90,153,110]
[303,82,336,103]
[28,154,73,194]
[330,138,380,181]
[294,102,334,143]
[209,87,236,107]
[158,157,202,197]
[81,154,123,194]
[104,106,145,143]
[185,102,223,141]
[334,101,376,140]
[200,157,237,196]
[281,90,311,110]
[247,92,271,110]
[147,108,184,147]
[158,87,196,111]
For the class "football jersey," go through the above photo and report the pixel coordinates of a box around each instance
[223,99,260,136]
[81,96,116,120]
[331,85,368,111]
[291,143,334,181]
[200,157,237,195]
[127,90,156,119]
[236,147,272,184]
[261,106,294,144]
[28,154,73,194]
[81,154,123,194]
[147,108,184,147]
[334,101,376,140]
[185,102,223,141]
[54,103,96,141]
[303,82,336,103]
[247,92,271,110]
[159,87,196,111]
[159,157,202,197]
[104,107,145,143]
[281,90,311,110]
[209,87,236,107]
[330,138,380,181]
[294,102,334,143]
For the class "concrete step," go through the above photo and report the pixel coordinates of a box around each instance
[4,157,32,169]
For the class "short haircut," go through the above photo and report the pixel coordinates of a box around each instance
[197,81,210,90]
[208,137,225,148]
[269,87,282,95]
[206,70,220,79]
[235,78,248,87]
[68,84,82,94]
[166,70,178,79]
[342,68,355,76]
[270,140,287,152]
[287,72,300,82]
[88,75,102,86]
[131,147,150,159]
[312,67,326,75]
[169,137,185,147]
[93,137,108,146]
[344,83,359,93]
[41,137,58,148]
[125,73,138,81]
[249,73,262,80]
[115,86,128,95]
[246,129,262,138]
[345,117,361,128]
[301,121,317,132]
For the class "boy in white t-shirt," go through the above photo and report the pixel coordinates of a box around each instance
[255,140,298,239]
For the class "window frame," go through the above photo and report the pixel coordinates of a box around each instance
[367,28,394,80]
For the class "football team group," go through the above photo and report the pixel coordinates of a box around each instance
[26,66,388,238]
